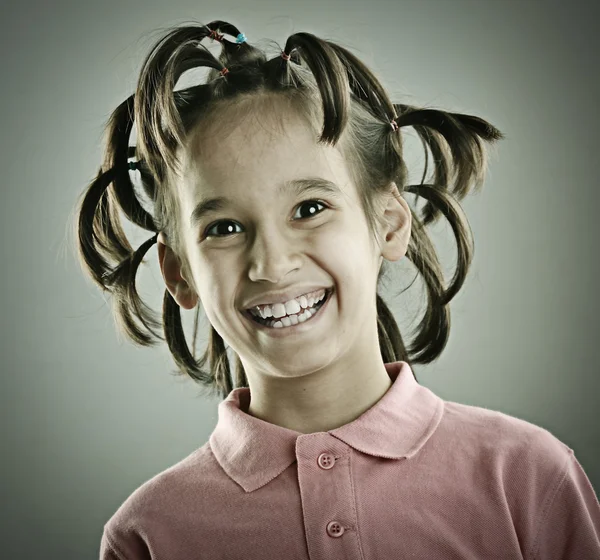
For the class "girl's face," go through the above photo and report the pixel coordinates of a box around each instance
[159,105,407,381]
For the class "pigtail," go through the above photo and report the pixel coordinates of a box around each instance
[75,96,164,347]
[392,105,504,362]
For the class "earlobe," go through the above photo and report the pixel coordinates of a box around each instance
[173,286,199,311]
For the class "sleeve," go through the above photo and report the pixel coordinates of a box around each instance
[528,450,600,559]
[100,525,152,560]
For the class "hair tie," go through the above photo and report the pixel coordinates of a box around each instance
[209,29,247,43]
[209,29,224,42]
[220,67,229,77]
[128,161,139,171]
[281,50,291,61]
[390,119,399,132]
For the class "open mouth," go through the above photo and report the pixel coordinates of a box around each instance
[245,288,333,328]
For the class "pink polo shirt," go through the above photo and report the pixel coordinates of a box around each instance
[100,361,600,559]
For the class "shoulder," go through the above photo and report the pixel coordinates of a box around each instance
[103,443,214,538]
[439,401,600,558]
[440,399,572,474]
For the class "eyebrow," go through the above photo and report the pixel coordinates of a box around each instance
[189,177,344,228]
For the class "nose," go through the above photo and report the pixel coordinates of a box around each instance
[247,228,302,283]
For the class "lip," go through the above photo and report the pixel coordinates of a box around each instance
[242,288,333,338]
[243,286,332,310]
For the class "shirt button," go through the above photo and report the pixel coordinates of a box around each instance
[326,521,345,537]
[317,452,335,469]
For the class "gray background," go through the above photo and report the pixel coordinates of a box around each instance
[1,0,598,558]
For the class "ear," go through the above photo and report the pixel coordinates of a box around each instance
[156,232,199,310]
[379,183,412,262]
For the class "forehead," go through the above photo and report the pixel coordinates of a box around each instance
[181,98,352,200]
[189,102,322,166]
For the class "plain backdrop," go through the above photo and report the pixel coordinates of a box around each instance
[1,0,598,558]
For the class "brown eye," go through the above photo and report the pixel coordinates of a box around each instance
[293,199,327,220]
[203,199,328,239]
[204,221,241,238]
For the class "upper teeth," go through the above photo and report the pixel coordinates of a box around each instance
[249,289,327,319]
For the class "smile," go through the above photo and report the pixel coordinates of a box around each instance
[243,288,333,335]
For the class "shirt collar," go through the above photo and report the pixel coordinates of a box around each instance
[209,361,444,493]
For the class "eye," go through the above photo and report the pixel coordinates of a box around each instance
[203,199,328,239]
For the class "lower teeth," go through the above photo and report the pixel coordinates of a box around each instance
[255,297,326,329]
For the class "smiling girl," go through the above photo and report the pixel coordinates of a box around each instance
[74,20,600,560]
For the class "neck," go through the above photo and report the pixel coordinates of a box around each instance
[245,352,393,434]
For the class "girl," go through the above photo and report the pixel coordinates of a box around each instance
[75,20,600,560]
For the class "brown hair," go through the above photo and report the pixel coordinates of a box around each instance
[73,20,505,401]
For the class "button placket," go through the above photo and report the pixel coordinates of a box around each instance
[317,452,346,538]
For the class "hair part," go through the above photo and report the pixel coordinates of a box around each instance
[73,20,505,400]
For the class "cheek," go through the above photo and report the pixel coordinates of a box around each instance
[321,220,372,263]
[323,225,379,288]
[195,254,232,289]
